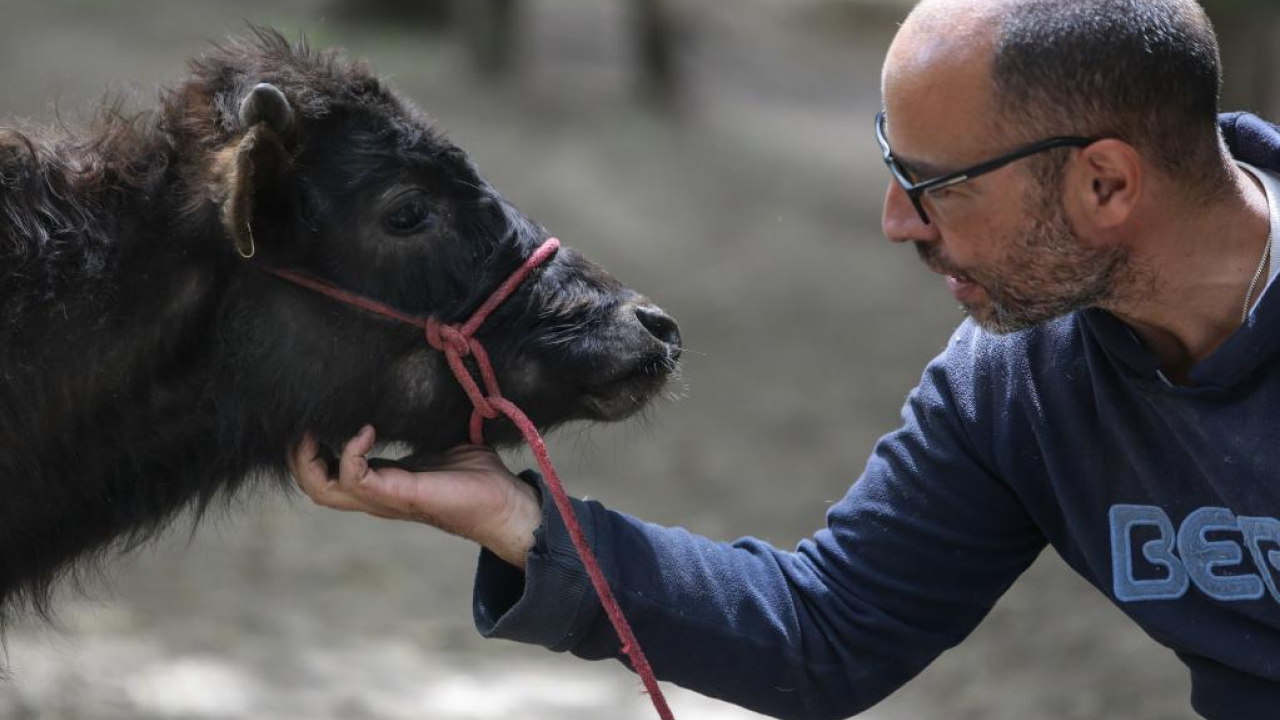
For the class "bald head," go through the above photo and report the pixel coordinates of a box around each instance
[879,0,1007,172]
[893,0,1009,46]
[883,0,1228,193]
[882,0,999,109]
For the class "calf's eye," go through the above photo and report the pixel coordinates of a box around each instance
[383,193,436,236]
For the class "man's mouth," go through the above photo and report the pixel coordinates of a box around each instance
[913,242,984,303]
[944,273,982,302]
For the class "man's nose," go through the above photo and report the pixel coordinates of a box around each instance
[881,182,939,244]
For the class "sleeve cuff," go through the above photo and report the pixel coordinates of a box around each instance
[472,469,609,652]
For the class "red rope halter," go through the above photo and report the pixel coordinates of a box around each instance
[266,237,676,720]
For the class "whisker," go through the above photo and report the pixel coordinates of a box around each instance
[451,178,486,192]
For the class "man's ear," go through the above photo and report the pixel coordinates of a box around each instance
[1069,139,1143,233]
[221,83,296,259]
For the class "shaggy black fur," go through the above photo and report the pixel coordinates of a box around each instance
[0,29,680,632]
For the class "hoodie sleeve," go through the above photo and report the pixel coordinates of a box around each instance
[473,326,1045,720]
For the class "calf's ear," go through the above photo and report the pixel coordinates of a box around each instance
[221,83,296,259]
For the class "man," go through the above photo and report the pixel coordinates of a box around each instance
[288,0,1280,717]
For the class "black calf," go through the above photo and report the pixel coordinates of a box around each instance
[0,29,680,630]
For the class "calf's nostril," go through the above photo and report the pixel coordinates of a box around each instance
[634,305,682,354]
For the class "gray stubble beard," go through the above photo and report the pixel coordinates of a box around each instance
[971,190,1133,335]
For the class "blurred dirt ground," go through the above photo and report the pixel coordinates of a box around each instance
[0,0,1215,718]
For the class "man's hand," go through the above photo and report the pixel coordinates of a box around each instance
[288,426,542,569]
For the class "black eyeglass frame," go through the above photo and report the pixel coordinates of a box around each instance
[874,111,1100,225]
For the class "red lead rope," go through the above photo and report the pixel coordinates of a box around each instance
[266,237,676,720]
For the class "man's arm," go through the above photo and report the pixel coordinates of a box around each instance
[471,353,1044,719]
[291,326,1046,720]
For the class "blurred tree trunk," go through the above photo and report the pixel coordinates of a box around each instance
[634,0,681,106]
[457,0,682,107]
[330,0,457,28]
[1204,0,1280,119]
[464,0,519,77]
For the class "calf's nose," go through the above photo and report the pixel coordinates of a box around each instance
[634,304,682,359]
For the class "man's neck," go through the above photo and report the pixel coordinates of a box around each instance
[1105,164,1272,384]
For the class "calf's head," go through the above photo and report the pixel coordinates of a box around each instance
[190,34,681,459]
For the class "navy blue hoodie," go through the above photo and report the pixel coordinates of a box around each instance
[471,113,1280,720]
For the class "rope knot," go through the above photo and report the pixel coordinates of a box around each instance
[425,318,471,357]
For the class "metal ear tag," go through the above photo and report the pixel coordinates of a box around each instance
[238,221,256,260]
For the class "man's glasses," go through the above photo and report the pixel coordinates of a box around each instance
[874,111,1098,225]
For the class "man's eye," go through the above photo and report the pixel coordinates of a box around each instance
[384,195,436,235]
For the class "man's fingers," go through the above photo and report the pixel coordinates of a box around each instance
[291,431,373,513]
[286,433,313,478]
[338,424,376,486]
[290,433,331,497]
[289,427,510,532]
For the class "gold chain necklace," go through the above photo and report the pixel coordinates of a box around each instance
[1241,235,1273,323]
